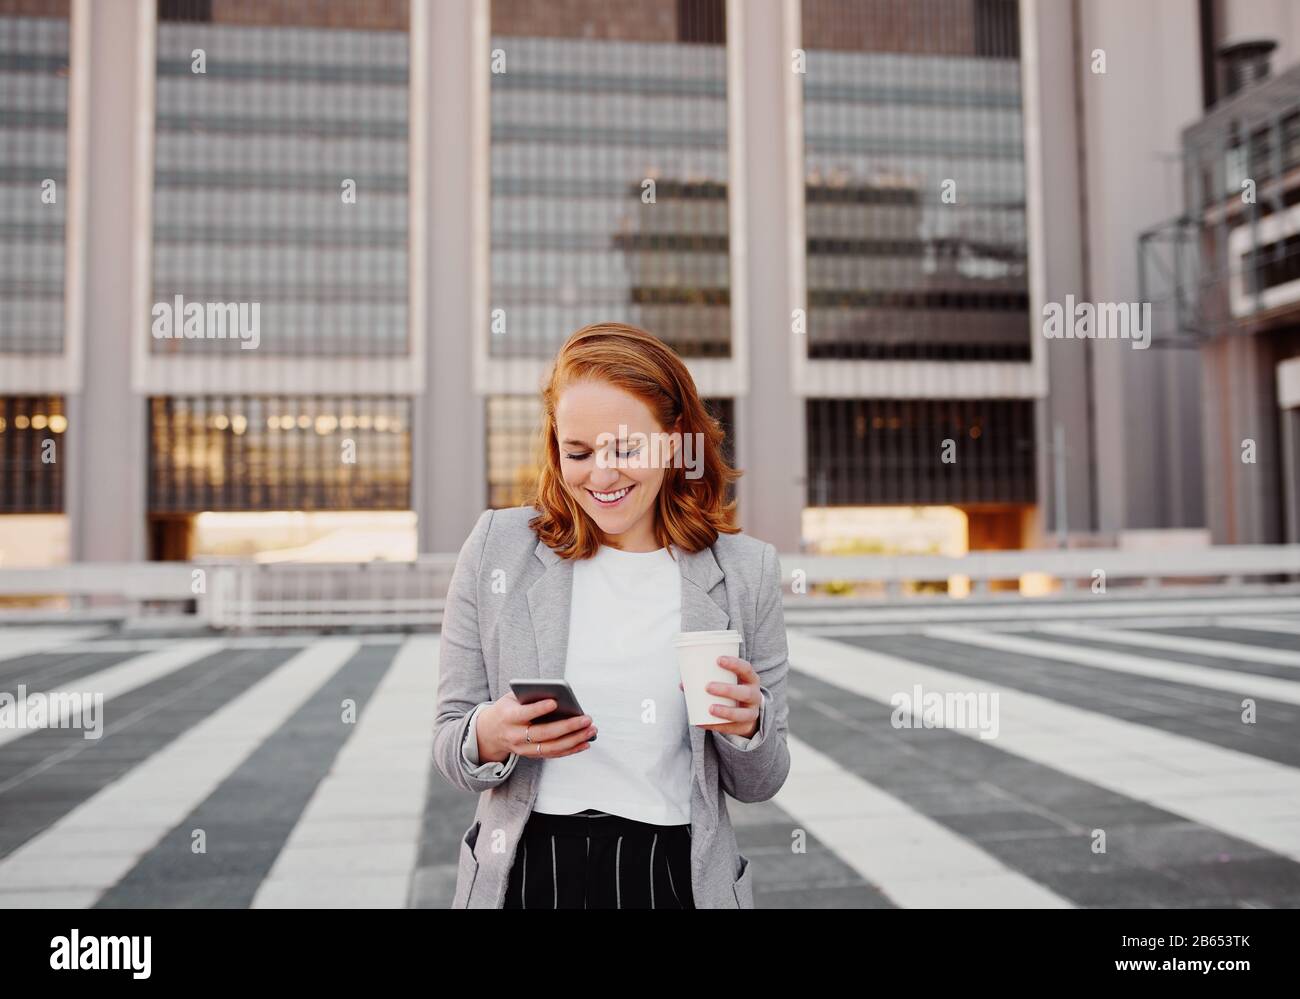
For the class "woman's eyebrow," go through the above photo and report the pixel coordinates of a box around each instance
[562,432,645,447]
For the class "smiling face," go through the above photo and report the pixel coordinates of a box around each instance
[555,378,678,552]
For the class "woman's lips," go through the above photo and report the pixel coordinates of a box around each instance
[586,483,635,508]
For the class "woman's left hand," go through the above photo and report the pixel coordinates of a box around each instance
[679,656,761,738]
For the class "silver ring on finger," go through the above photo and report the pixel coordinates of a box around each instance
[525,724,533,744]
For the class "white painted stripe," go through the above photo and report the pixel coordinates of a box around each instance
[252,636,439,909]
[787,630,1300,863]
[49,633,408,654]
[928,626,1300,705]
[769,613,1300,638]
[1039,622,1300,669]
[0,639,226,750]
[0,638,359,902]
[28,640,207,655]
[783,595,1300,627]
[776,734,1072,908]
[0,627,109,663]
[1219,617,1300,637]
[0,889,101,908]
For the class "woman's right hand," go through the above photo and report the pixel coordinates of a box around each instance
[476,692,597,762]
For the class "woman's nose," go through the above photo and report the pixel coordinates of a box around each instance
[588,462,620,488]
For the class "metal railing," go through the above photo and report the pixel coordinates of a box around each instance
[204,558,456,630]
[779,544,1300,595]
[2,545,1299,630]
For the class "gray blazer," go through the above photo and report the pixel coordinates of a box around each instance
[432,505,792,908]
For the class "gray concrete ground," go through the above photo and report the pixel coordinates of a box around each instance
[1,596,1298,908]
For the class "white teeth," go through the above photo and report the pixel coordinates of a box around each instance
[590,486,631,502]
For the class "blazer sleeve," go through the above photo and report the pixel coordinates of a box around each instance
[432,508,520,794]
[461,701,520,779]
[711,541,791,803]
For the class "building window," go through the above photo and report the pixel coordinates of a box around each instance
[677,0,725,44]
[0,1,68,354]
[148,395,410,512]
[800,0,1030,363]
[974,0,1019,59]
[0,396,66,513]
[489,0,732,361]
[158,0,212,22]
[805,397,1035,506]
[486,394,542,510]
[150,1,409,357]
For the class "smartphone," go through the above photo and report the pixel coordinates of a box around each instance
[509,679,596,742]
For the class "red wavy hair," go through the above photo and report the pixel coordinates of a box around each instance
[526,323,741,559]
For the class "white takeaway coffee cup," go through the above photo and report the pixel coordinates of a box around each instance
[675,629,742,727]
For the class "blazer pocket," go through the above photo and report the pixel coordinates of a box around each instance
[454,819,482,908]
[731,851,754,909]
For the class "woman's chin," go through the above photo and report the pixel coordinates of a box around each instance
[589,510,628,534]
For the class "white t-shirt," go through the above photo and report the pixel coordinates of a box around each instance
[459,541,765,820]
[533,542,692,825]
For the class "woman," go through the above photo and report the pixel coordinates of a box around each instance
[433,322,791,908]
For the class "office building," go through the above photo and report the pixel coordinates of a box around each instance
[1,0,1294,568]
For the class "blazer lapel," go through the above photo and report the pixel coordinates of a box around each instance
[677,543,731,826]
[525,536,731,826]
[525,539,573,681]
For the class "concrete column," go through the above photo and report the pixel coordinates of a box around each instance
[1073,0,1205,535]
[413,0,487,554]
[67,0,146,562]
[1201,334,1284,543]
[732,0,805,552]
[1021,0,1097,541]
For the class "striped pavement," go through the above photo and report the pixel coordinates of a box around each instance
[1,606,1298,908]
[0,627,109,664]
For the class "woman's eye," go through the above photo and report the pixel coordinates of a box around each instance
[561,447,637,460]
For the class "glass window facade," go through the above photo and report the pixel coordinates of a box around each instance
[0,394,66,513]
[151,1,409,357]
[799,1,1035,511]
[800,0,1028,362]
[806,397,1035,506]
[488,0,731,361]
[0,0,68,354]
[487,394,543,510]
[148,395,410,512]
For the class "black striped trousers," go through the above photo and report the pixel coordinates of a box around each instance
[503,808,695,909]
